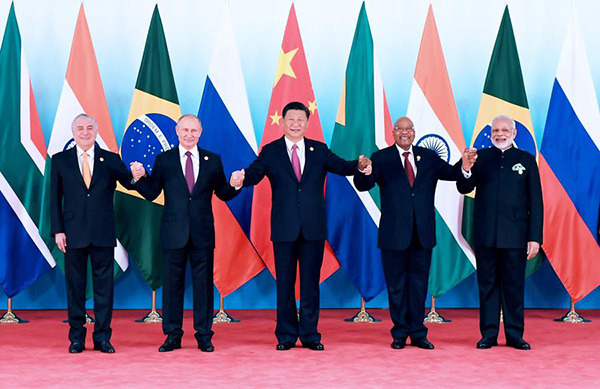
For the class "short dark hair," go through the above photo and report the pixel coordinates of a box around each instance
[282,101,310,119]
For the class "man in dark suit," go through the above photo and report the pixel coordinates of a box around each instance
[51,113,141,354]
[230,102,368,351]
[354,116,475,350]
[135,114,238,353]
[457,114,542,350]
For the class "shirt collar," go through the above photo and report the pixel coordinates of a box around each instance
[494,144,514,153]
[76,145,94,158]
[179,144,199,159]
[284,136,305,153]
[395,144,413,156]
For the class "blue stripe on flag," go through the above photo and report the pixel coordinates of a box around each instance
[326,174,386,301]
[541,79,600,238]
[198,77,256,236]
[0,191,52,298]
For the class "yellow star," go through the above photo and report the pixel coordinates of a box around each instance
[270,110,282,126]
[273,48,298,87]
[308,100,317,115]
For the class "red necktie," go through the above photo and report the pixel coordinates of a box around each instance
[403,151,415,187]
[185,151,194,194]
[291,144,301,182]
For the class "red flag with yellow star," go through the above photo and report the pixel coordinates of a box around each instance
[251,3,340,294]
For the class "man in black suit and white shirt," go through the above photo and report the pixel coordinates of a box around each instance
[457,114,543,351]
[135,114,238,353]
[354,116,475,350]
[51,113,141,354]
[230,102,369,351]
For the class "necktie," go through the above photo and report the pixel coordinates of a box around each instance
[185,151,194,194]
[291,144,301,182]
[403,151,415,187]
[82,151,92,189]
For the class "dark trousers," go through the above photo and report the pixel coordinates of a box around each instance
[381,228,432,341]
[162,237,214,345]
[475,246,527,342]
[273,234,325,344]
[65,245,114,344]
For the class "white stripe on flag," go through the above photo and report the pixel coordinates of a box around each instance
[0,171,56,267]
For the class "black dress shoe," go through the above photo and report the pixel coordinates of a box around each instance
[69,342,85,353]
[198,341,214,352]
[476,338,498,349]
[158,337,182,352]
[302,342,324,351]
[93,341,115,353]
[506,339,531,350]
[411,338,434,349]
[276,341,295,351]
[391,339,406,349]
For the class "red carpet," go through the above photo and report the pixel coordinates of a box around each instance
[1,309,598,387]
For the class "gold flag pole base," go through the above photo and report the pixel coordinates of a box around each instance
[62,312,95,323]
[0,299,28,324]
[344,298,381,323]
[136,291,162,323]
[213,295,240,323]
[554,300,591,323]
[424,298,451,323]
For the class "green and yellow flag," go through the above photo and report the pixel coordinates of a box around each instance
[464,5,542,275]
[115,5,181,290]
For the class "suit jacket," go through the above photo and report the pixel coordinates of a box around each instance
[354,145,462,251]
[136,146,238,250]
[243,136,357,242]
[456,146,543,248]
[51,145,135,249]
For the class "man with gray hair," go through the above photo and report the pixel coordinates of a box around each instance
[51,113,144,353]
[457,114,543,350]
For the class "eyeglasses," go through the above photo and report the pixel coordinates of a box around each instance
[393,127,414,133]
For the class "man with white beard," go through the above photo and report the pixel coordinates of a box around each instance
[457,114,543,351]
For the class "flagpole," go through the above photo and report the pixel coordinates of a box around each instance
[424,297,451,323]
[344,298,381,323]
[135,290,162,323]
[554,298,591,323]
[0,298,29,324]
[213,294,240,323]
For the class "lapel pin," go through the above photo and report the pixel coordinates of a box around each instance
[309,146,314,151]
[99,157,104,162]
[204,156,209,161]
[416,155,421,161]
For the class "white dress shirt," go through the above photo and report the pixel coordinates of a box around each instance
[284,136,306,174]
[396,144,417,176]
[76,145,94,176]
[179,144,200,183]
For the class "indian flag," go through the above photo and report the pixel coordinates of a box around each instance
[406,5,475,298]
[42,4,128,286]
[464,5,543,276]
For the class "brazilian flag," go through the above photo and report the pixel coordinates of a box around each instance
[115,5,181,290]
[463,5,543,276]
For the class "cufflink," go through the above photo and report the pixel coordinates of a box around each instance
[309,147,314,151]
[204,156,209,160]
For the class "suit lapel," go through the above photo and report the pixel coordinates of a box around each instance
[277,137,299,182]
[171,147,190,193]
[88,145,102,189]
[302,138,315,182]
[191,146,206,196]
[412,146,424,187]
[67,147,88,189]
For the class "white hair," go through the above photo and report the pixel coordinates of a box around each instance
[490,114,516,130]
[177,114,202,127]
[71,113,98,131]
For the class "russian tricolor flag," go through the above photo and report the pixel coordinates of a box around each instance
[198,5,264,296]
[539,9,600,302]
